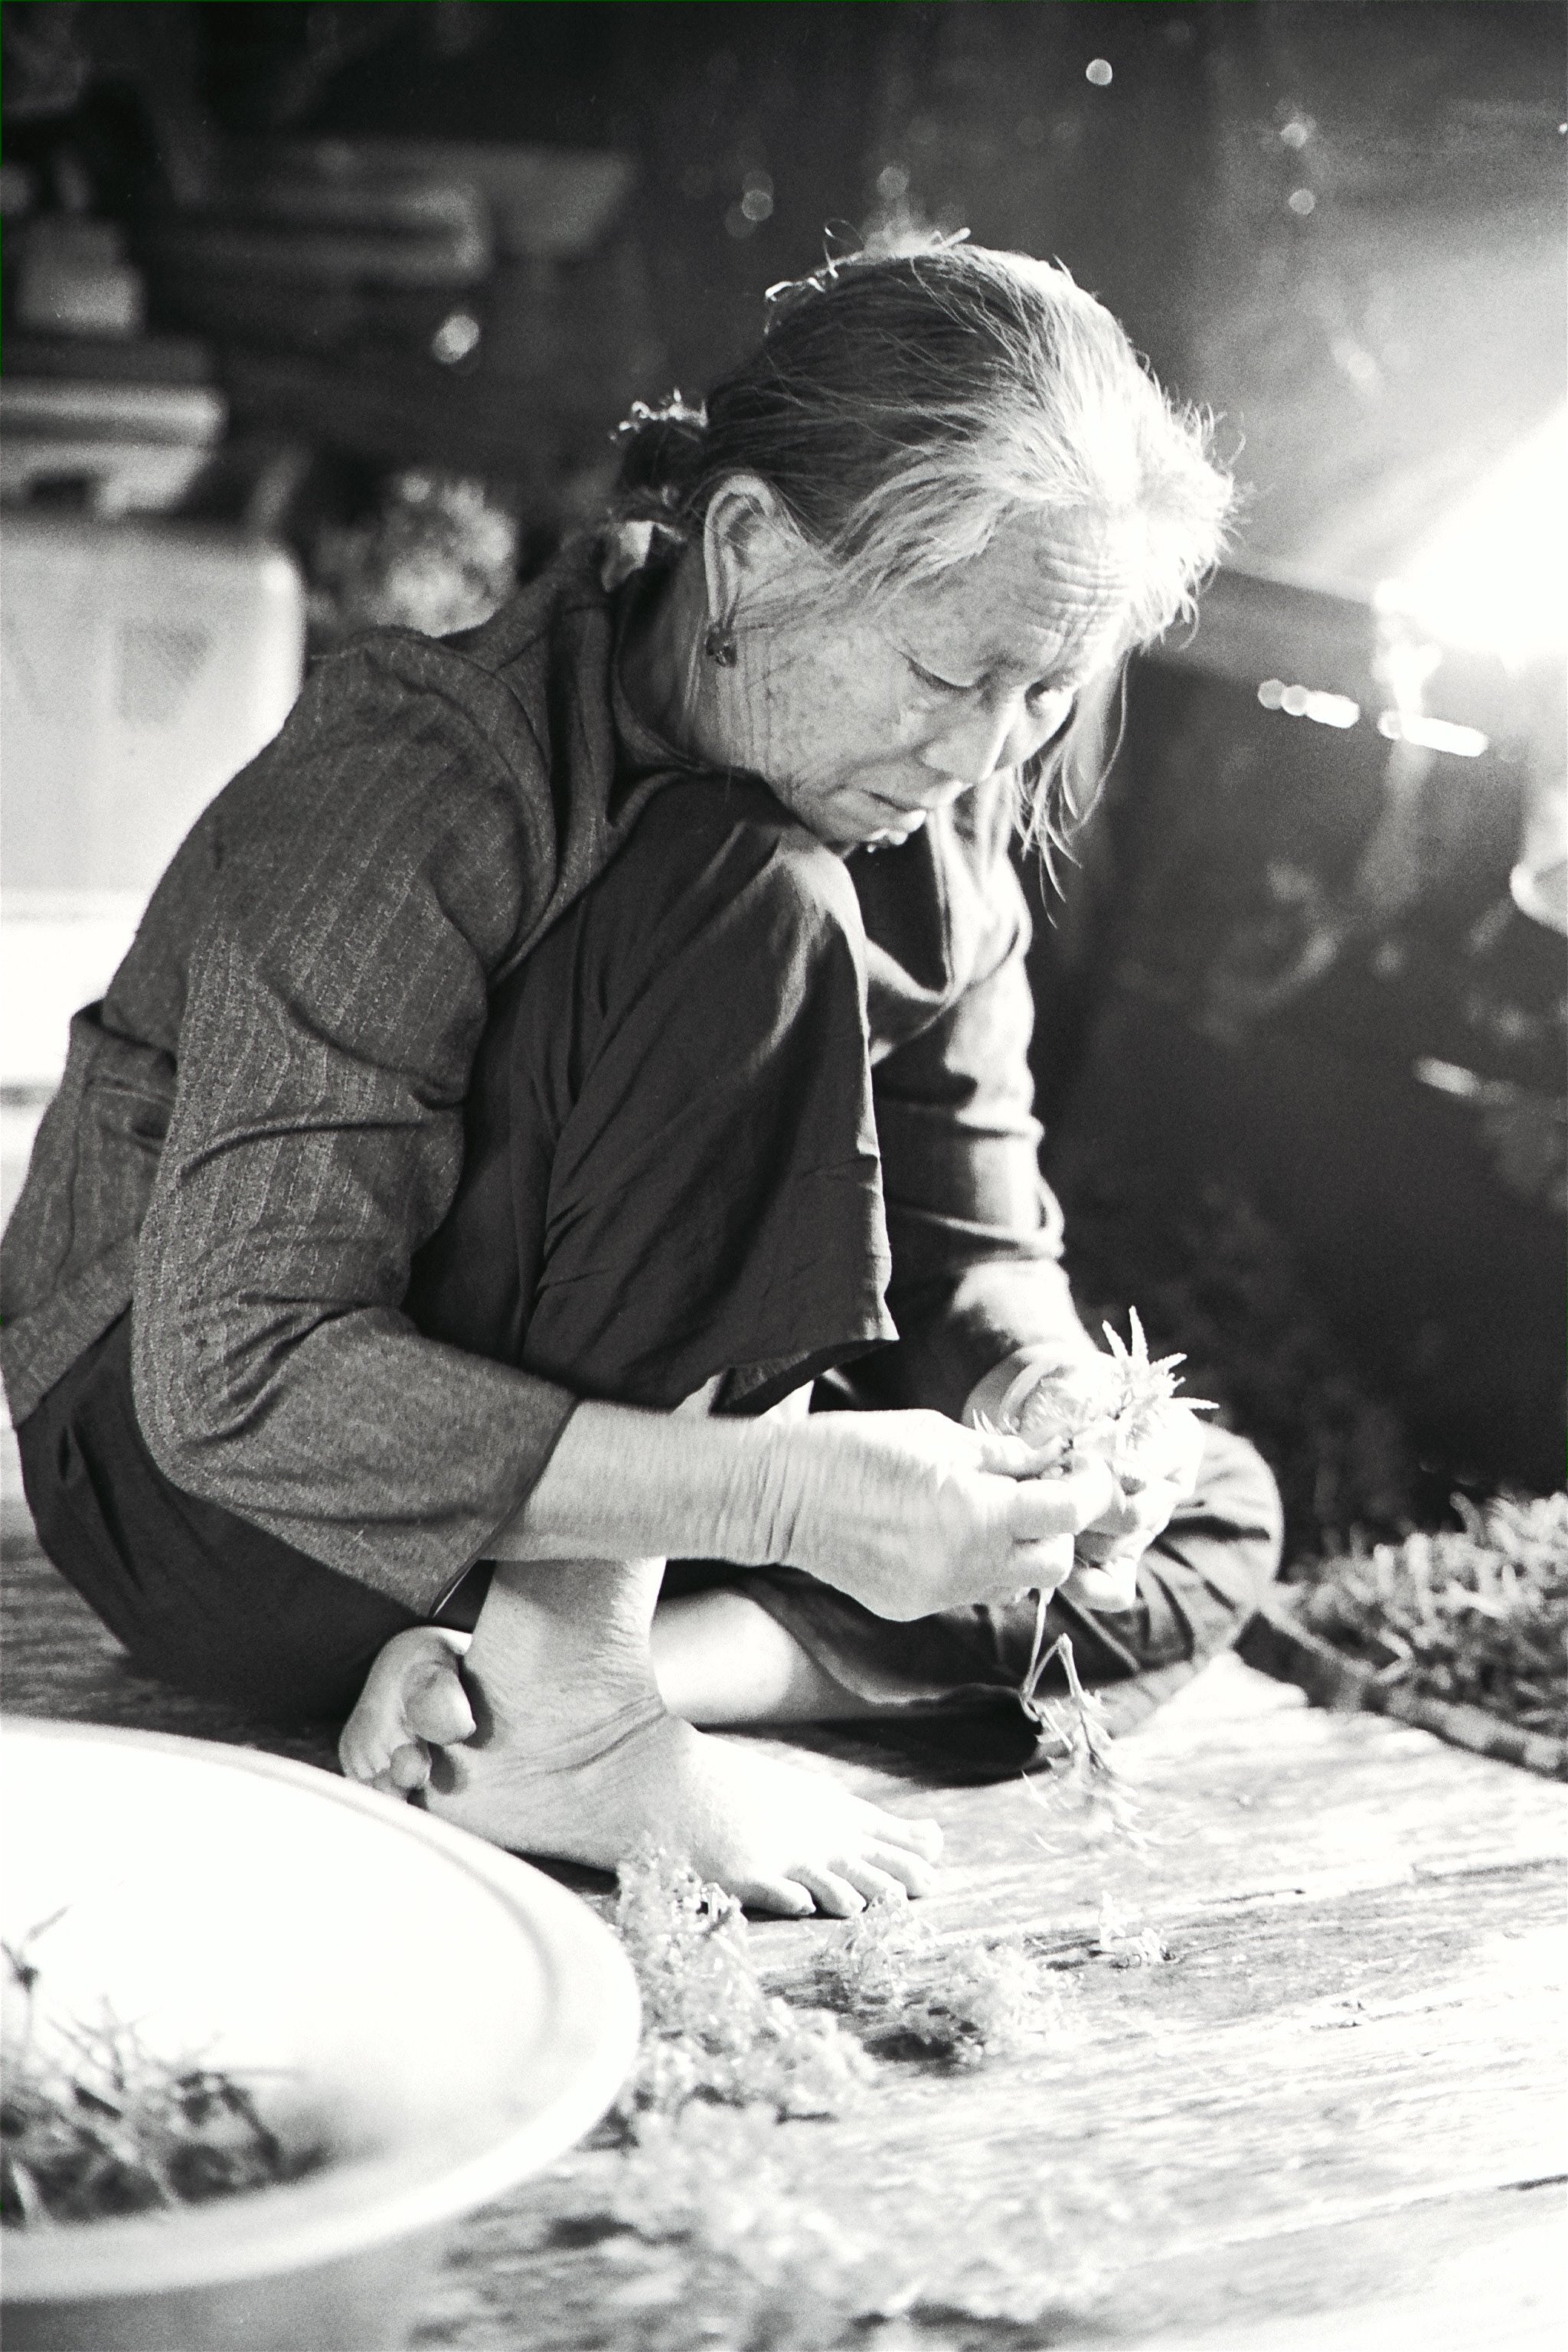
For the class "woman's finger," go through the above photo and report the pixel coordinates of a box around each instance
[1006,1534,1076,1589]
[1063,1557,1142,1612]
[1076,1477,1187,1563]
[970,1426,1069,1478]
[1001,1456,1117,1538]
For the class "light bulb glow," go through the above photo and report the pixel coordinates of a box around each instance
[1385,407,1568,668]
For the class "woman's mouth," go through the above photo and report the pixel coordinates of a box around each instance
[864,792,929,832]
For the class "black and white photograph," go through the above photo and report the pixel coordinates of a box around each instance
[1,5,1563,2347]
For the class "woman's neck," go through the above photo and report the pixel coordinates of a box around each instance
[616,550,733,771]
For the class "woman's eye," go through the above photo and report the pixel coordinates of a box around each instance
[907,658,969,696]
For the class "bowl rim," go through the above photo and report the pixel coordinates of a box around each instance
[2,1718,640,2301]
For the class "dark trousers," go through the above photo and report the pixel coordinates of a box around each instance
[19,779,1280,1767]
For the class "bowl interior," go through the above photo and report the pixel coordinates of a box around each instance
[2,1722,639,2294]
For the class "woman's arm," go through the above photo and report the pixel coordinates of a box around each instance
[853,791,1206,1598]
[861,797,1102,1421]
[488,1391,1116,1621]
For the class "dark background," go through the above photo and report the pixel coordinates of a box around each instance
[8,2,1561,577]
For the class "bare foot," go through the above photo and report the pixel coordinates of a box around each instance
[338,1625,476,1795]
[426,1704,942,1918]
[400,1554,941,1916]
[345,1563,943,1915]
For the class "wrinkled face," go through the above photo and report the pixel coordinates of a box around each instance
[737,509,1133,849]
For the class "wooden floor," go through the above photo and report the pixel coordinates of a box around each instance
[4,1536,1564,2350]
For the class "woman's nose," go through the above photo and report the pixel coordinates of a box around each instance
[922,694,1056,787]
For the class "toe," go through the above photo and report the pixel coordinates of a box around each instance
[338,1730,387,1784]
[793,1870,867,1919]
[863,1841,939,1898]
[388,1740,431,1792]
[406,1663,476,1749]
[876,1811,943,1861]
[740,1877,816,1919]
[837,1860,910,1908]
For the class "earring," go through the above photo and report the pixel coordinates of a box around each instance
[703,619,738,668]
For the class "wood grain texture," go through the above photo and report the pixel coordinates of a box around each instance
[4,1544,1564,2347]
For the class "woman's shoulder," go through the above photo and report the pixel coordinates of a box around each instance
[194,538,622,969]
[307,536,612,758]
[212,539,612,842]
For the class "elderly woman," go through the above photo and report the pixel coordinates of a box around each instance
[2,241,1280,1917]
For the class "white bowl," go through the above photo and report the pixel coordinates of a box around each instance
[2,1720,639,2352]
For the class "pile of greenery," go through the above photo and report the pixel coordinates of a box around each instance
[609,1845,871,2128]
[1302,1494,1568,1743]
[583,1847,1119,2347]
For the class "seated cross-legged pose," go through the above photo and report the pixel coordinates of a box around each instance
[2,240,1281,1917]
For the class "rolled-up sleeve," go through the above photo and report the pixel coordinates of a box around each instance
[132,655,578,1613]
[868,820,1097,1420]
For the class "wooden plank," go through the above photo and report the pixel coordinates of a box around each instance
[1140,2193,1566,2352]
[406,1664,1565,2348]
[748,1663,1568,1951]
[8,1547,1563,2348]
[410,2181,1568,2350]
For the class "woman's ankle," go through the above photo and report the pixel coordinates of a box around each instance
[462,1553,667,1740]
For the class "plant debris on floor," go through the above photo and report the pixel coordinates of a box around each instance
[612,1842,1091,2105]
[578,1847,1127,2344]
[564,1811,1177,2352]
[609,1844,871,2127]
[585,2102,1111,2351]
[815,1894,1078,2068]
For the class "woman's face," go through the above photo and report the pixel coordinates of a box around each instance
[730,507,1132,850]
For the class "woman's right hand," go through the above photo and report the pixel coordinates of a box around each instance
[746,1409,1118,1622]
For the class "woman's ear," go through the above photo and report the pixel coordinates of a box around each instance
[700,472,794,626]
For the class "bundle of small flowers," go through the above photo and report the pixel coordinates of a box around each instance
[999,1307,1214,1491]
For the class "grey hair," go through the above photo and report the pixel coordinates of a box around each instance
[609,235,1234,859]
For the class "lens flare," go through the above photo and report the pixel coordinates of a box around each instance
[1386,407,1567,669]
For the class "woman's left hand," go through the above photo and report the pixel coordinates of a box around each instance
[995,1351,1207,1612]
[1063,1396,1207,1609]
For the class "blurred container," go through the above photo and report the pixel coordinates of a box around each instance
[0,376,227,515]
[0,512,305,1089]
[1510,771,1567,935]
[143,171,492,292]
[1,1719,639,2352]
[260,140,635,262]
[15,218,145,340]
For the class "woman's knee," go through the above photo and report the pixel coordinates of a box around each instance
[1188,1424,1285,1592]
[17,1328,420,1724]
[1127,1425,1282,1675]
[592,777,866,1003]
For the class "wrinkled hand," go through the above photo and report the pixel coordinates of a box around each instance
[1004,1357,1207,1612]
[752,1409,1118,1622]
